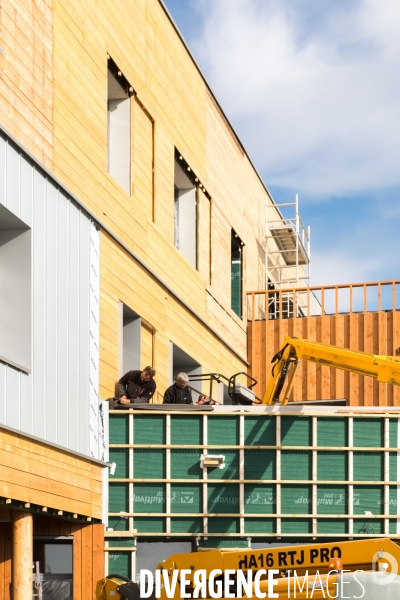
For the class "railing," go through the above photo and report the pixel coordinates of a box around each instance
[247,280,400,322]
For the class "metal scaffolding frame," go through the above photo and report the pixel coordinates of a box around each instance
[266,194,311,289]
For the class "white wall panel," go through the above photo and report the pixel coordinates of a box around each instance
[20,363,33,434]
[57,191,70,449]
[20,155,33,227]
[0,364,6,423]
[45,181,58,445]
[32,167,46,440]
[0,131,99,457]
[68,204,81,452]
[5,367,20,429]
[0,135,5,205]
[6,142,20,217]
[78,212,90,456]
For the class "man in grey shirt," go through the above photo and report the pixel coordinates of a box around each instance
[163,372,193,404]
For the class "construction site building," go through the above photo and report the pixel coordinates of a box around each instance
[0,0,307,597]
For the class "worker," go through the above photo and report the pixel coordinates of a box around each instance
[118,366,156,404]
[163,373,193,404]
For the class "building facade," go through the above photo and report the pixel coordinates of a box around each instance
[0,0,301,597]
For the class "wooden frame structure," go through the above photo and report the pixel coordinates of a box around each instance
[247,281,400,405]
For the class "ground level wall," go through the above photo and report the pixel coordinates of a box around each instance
[0,514,104,600]
[106,407,400,579]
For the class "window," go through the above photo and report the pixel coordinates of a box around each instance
[170,342,202,403]
[107,57,133,194]
[0,204,31,372]
[174,156,197,268]
[231,229,243,317]
[33,538,73,599]
[119,302,141,376]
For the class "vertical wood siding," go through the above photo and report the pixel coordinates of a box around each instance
[248,289,400,406]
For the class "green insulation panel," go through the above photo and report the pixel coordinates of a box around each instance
[108,410,400,548]
[108,550,131,579]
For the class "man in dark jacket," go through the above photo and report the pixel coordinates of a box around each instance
[163,372,193,404]
[118,366,156,404]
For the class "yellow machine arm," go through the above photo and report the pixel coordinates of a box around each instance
[155,538,400,600]
[96,574,140,600]
[263,336,400,405]
[98,539,400,600]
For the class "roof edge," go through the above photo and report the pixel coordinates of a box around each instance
[157,0,275,202]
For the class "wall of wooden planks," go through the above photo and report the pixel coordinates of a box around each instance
[49,0,271,398]
[0,512,103,600]
[0,428,103,519]
[0,0,53,171]
[247,283,400,406]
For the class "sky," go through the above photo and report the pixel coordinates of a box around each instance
[162,0,400,286]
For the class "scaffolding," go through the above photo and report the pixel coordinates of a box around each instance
[266,194,310,289]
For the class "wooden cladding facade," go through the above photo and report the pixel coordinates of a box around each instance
[0,427,103,520]
[247,283,400,406]
[0,515,103,600]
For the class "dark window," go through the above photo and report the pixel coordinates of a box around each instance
[231,230,243,317]
[33,539,73,600]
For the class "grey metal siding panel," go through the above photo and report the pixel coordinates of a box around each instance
[68,204,81,452]
[5,367,20,429]
[45,181,58,444]
[20,155,33,227]
[0,134,95,456]
[32,168,46,440]
[57,191,70,448]
[6,141,19,217]
[78,212,90,455]
[0,363,6,423]
[20,367,33,434]
[0,136,5,204]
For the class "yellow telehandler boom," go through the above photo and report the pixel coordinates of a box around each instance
[263,336,400,405]
[97,537,400,599]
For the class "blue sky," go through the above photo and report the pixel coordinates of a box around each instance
[162,0,400,286]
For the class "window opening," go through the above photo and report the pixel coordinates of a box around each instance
[107,56,135,195]
[33,538,73,600]
[170,342,202,403]
[0,204,31,372]
[119,303,141,377]
[174,159,197,268]
[231,229,243,317]
[174,185,179,247]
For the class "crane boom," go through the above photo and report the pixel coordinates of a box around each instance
[263,336,400,405]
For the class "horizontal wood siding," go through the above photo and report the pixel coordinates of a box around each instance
[0,428,103,518]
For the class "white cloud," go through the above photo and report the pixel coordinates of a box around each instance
[191,0,400,197]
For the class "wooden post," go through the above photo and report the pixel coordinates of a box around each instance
[12,510,32,600]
